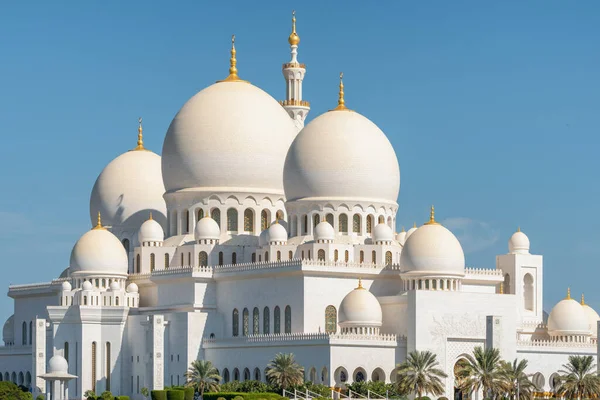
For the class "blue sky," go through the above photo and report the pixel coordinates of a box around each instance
[0,1,598,324]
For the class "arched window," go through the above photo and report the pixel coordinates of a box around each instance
[136,254,141,273]
[326,213,334,226]
[188,252,191,265]
[313,214,320,229]
[211,208,221,228]
[223,369,230,383]
[251,253,256,263]
[28,321,32,345]
[150,253,155,271]
[122,239,130,253]
[366,215,373,233]
[302,215,308,234]
[233,368,240,381]
[265,251,269,262]
[261,210,269,231]
[106,342,111,390]
[254,367,261,381]
[199,252,208,267]
[227,208,238,231]
[277,251,281,261]
[243,308,249,336]
[344,250,349,262]
[197,208,204,221]
[164,253,170,269]
[378,215,385,224]
[263,307,270,334]
[91,341,97,392]
[318,249,325,261]
[285,305,292,333]
[289,251,293,260]
[274,306,281,334]
[253,307,260,334]
[18,372,23,385]
[244,209,254,232]
[276,210,284,221]
[180,253,184,266]
[219,252,224,266]
[244,368,250,381]
[184,210,190,233]
[504,273,511,294]
[21,322,26,345]
[64,342,69,363]
[334,250,339,262]
[232,309,239,337]
[524,273,534,311]
[325,305,337,333]
[25,372,31,387]
[353,214,361,233]
[372,250,376,264]
[360,250,364,263]
[385,251,392,266]
[232,252,237,265]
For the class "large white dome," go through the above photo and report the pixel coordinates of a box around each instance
[90,148,166,231]
[581,296,600,338]
[400,212,465,276]
[284,109,400,204]
[70,219,128,276]
[547,293,589,337]
[338,281,382,327]
[162,81,297,194]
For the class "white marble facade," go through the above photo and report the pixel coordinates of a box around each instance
[1,16,598,400]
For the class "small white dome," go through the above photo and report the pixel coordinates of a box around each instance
[48,355,68,373]
[548,293,589,337]
[59,267,70,279]
[70,222,128,276]
[194,216,221,241]
[90,148,166,231]
[259,229,269,247]
[82,281,93,291]
[109,281,120,291]
[314,221,335,242]
[61,281,72,291]
[268,222,288,243]
[284,109,400,205]
[138,215,164,244]
[126,283,139,293]
[581,297,600,338]
[373,223,393,243]
[338,281,382,327]
[3,315,14,344]
[509,229,530,254]
[401,215,465,276]
[162,81,297,194]
[405,225,418,240]
[396,230,407,246]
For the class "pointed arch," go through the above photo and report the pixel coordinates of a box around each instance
[227,208,238,231]
[199,252,208,266]
[244,208,254,232]
[274,306,281,334]
[243,308,249,336]
[263,306,270,334]
[353,214,361,233]
[313,214,320,229]
[339,214,348,233]
[317,249,325,261]
[232,309,239,337]
[366,215,373,233]
[326,213,334,226]
[325,305,337,333]
[261,210,269,231]
[284,305,292,333]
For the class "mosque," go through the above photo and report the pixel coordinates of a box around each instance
[0,12,598,400]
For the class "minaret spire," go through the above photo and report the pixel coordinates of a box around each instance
[218,35,248,83]
[132,117,147,151]
[332,72,350,111]
[280,10,310,131]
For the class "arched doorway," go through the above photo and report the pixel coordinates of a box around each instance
[454,357,469,400]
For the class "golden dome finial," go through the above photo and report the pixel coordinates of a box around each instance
[413,222,417,228]
[517,226,521,232]
[566,287,571,300]
[581,293,585,305]
[92,211,104,230]
[205,209,210,218]
[424,205,440,225]
[357,277,363,289]
[218,35,248,83]
[149,212,153,221]
[133,117,147,151]
[288,10,300,46]
[401,226,405,233]
[332,72,350,111]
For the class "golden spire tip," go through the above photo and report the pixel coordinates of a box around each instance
[332,72,350,111]
[517,226,521,232]
[288,10,300,46]
[424,205,440,225]
[357,277,363,289]
[401,226,405,233]
[581,293,585,305]
[218,34,247,83]
[93,211,104,230]
[413,222,417,228]
[149,212,153,221]
[133,117,146,151]
[566,287,571,300]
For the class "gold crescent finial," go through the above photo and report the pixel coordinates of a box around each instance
[149,212,153,221]
[581,293,585,305]
[218,35,248,83]
[424,205,440,225]
[357,277,363,289]
[332,72,350,111]
[133,117,147,151]
[288,10,300,46]
[92,211,104,230]
[566,287,571,300]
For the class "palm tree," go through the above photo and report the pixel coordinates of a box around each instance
[455,346,504,399]
[554,355,600,400]
[184,359,221,398]
[396,350,447,398]
[265,353,305,393]
[500,358,535,400]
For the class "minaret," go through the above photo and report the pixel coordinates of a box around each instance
[280,10,310,131]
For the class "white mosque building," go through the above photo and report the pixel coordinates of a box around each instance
[1,13,598,400]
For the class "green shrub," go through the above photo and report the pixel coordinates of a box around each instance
[218,397,227,400]
[116,396,130,400]
[36,395,46,400]
[204,393,283,400]
[0,382,34,400]
[166,390,185,400]
[238,380,272,393]
[183,387,194,400]
[418,397,431,400]
[233,396,244,400]
[151,390,168,400]
[438,397,449,400]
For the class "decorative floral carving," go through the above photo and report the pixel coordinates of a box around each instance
[430,314,486,343]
